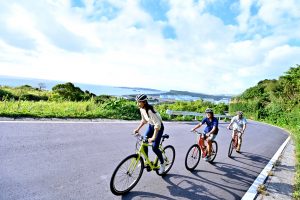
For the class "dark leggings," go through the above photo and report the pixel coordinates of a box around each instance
[144,124,164,164]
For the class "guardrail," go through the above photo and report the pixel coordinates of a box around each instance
[166,109,232,121]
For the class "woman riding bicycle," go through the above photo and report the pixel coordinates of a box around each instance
[191,108,219,161]
[134,94,165,174]
[227,111,247,153]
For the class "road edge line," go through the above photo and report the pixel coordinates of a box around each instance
[241,135,291,200]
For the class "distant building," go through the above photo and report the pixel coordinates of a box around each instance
[203,98,215,103]
[214,98,231,104]
[159,95,200,101]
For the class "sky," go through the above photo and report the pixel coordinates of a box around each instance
[0,0,300,95]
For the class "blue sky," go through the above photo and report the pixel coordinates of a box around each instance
[0,0,300,95]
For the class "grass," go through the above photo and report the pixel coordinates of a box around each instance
[268,171,274,176]
[257,184,268,195]
[0,100,139,120]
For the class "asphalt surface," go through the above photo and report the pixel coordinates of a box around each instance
[0,120,289,200]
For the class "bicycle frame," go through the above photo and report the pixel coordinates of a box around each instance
[230,128,242,148]
[137,142,160,170]
[232,132,238,149]
[193,131,208,158]
[128,137,164,172]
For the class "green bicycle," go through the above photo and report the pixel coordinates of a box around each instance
[110,134,175,195]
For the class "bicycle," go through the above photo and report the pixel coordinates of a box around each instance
[110,134,175,195]
[228,128,242,157]
[185,130,218,171]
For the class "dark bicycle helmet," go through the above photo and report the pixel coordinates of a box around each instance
[237,111,243,116]
[135,94,148,101]
[205,108,213,113]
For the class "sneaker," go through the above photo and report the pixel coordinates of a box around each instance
[158,162,166,174]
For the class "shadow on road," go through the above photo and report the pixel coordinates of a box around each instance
[211,162,256,186]
[121,191,176,200]
[230,151,270,169]
[161,172,241,200]
[265,182,293,196]
[120,152,271,200]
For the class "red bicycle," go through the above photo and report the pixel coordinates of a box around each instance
[185,130,218,171]
[228,128,241,157]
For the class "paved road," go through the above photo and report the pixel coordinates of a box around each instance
[0,120,288,200]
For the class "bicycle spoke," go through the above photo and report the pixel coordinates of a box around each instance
[208,141,218,163]
[111,155,143,194]
[185,145,200,170]
[192,148,199,158]
[155,145,175,175]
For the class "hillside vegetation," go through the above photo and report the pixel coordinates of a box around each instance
[229,65,300,198]
[0,82,228,120]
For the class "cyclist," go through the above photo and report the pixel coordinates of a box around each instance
[133,94,165,174]
[191,108,219,161]
[227,111,247,153]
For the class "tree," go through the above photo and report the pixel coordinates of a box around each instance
[278,65,300,103]
[52,82,85,101]
[38,83,46,90]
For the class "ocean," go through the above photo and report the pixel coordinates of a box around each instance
[0,76,163,96]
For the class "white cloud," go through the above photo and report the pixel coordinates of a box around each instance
[237,0,254,32]
[0,0,300,95]
[257,0,300,26]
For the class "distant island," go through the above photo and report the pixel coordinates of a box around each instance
[157,90,231,100]
[0,75,232,103]
[118,86,163,92]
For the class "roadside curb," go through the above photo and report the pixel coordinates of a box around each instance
[241,136,291,200]
[257,139,295,200]
[241,120,295,200]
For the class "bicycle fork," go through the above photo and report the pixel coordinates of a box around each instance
[198,139,207,158]
[127,155,141,175]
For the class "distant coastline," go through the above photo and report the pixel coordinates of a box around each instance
[0,75,163,96]
[0,75,232,103]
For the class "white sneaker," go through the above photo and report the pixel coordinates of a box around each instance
[158,162,166,174]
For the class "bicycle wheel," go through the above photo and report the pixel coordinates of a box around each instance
[228,140,234,158]
[185,144,201,171]
[156,145,176,176]
[110,154,144,195]
[208,141,218,163]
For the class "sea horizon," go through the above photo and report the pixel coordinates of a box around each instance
[0,75,232,104]
[0,75,165,96]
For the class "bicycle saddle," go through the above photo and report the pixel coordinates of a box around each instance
[162,134,169,139]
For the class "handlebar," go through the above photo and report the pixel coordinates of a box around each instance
[191,130,204,135]
[133,134,149,143]
[227,127,243,133]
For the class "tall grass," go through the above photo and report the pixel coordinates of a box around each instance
[0,99,140,120]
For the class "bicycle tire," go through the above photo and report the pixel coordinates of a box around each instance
[110,154,144,195]
[156,145,176,176]
[208,141,218,163]
[228,140,234,158]
[185,144,201,171]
